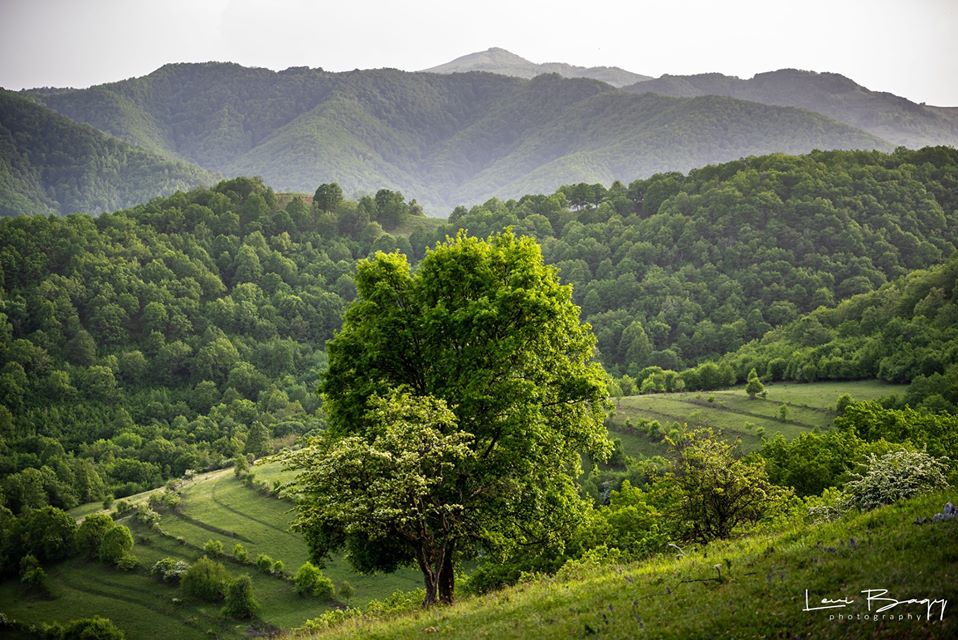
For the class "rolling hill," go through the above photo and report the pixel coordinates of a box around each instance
[22,63,891,213]
[0,89,215,216]
[421,47,651,87]
[625,68,958,149]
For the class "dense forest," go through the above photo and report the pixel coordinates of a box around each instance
[1,146,957,521]
[0,177,430,515]
[21,62,889,212]
[690,254,958,411]
[0,90,214,216]
[439,146,958,375]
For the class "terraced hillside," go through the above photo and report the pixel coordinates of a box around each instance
[609,381,905,457]
[0,460,421,638]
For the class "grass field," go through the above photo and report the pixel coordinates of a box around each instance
[608,380,905,457]
[296,490,958,639]
[2,459,422,638]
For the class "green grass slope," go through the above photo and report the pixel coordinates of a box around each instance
[0,89,216,215]
[609,381,904,457]
[4,460,421,637]
[296,490,958,639]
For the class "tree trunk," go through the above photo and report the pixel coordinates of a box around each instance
[417,553,438,607]
[438,546,455,605]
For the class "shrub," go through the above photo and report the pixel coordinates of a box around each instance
[223,575,258,619]
[255,553,273,572]
[98,525,134,565]
[233,543,248,562]
[293,562,334,598]
[271,559,285,575]
[181,556,229,602]
[203,539,225,557]
[843,450,950,511]
[60,616,125,640]
[150,557,190,583]
[338,580,355,602]
[77,514,116,558]
[19,554,49,596]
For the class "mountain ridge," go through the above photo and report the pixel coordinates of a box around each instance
[422,46,651,87]
[625,68,958,148]
[19,63,892,214]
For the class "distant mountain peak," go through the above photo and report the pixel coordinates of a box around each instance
[422,48,651,88]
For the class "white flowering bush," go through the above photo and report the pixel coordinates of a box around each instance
[843,450,950,512]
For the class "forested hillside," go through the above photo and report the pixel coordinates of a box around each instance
[0,177,434,515]
[697,253,958,411]
[23,62,890,212]
[1,147,956,519]
[626,68,958,148]
[0,90,214,216]
[440,146,958,375]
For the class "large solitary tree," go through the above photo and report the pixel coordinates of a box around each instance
[288,231,611,606]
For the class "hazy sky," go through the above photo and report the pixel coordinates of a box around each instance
[2,0,956,105]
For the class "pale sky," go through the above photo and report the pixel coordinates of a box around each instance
[1,0,956,105]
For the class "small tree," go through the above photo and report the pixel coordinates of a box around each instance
[78,513,116,558]
[98,525,134,566]
[20,554,49,595]
[203,539,225,557]
[181,556,228,602]
[255,553,273,572]
[271,559,285,575]
[671,428,788,542]
[338,580,355,603]
[745,368,764,399]
[233,543,248,562]
[223,575,258,619]
[293,562,334,598]
[778,403,789,422]
[313,183,344,212]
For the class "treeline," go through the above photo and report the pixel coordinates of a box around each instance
[0,177,427,513]
[680,253,958,411]
[439,147,958,376]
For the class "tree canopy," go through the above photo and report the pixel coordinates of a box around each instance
[289,231,611,605]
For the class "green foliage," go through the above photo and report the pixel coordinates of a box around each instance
[180,556,228,602]
[835,401,958,459]
[254,553,272,573]
[77,513,115,558]
[19,553,48,595]
[745,368,764,398]
[293,562,335,598]
[669,429,790,542]
[292,231,611,605]
[760,430,903,497]
[59,616,125,640]
[16,506,77,563]
[98,524,133,566]
[701,253,958,407]
[0,89,213,216]
[149,557,190,584]
[222,574,258,619]
[202,539,224,557]
[842,450,950,511]
[232,543,248,562]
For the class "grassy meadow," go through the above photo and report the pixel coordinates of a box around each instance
[295,490,958,639]
[1,459,421,638]
[608,381,905,458]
